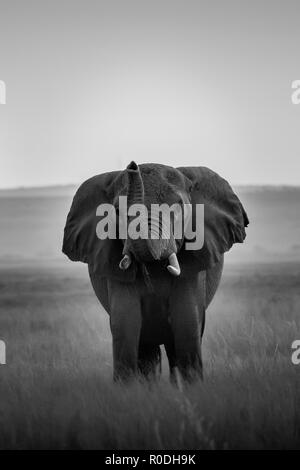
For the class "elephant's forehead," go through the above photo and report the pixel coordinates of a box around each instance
[139,166,184,200]
[143,178,177,205]
[139,164,183,184]
[112,164,186,204]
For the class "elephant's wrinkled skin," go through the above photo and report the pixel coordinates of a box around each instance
[63,162,249,381]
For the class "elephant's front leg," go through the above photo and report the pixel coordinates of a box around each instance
[107,280,142,381]
[169,275,205,381]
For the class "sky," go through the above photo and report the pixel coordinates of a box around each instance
[0,0,300,188]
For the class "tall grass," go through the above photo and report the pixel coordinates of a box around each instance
[0,261,299,449]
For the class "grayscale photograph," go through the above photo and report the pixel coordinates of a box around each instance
[0,0,300,455]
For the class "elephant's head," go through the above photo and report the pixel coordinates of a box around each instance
[62,162,249,281]
[114,161,193,277]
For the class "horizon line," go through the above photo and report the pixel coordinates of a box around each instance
[0,182,300,191]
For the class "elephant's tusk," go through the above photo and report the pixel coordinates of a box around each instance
[167,252,181,276]
[119,254,132,270]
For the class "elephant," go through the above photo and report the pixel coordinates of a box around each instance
[62,161,249,381]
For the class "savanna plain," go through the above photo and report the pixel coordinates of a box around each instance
[0,187,299,449]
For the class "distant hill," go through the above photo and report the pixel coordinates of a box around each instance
[0,185,299,263]
[0,185,77,198]
[229,185,300,263]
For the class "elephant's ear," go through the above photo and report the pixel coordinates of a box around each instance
[177,166,249,271]
[62,171,137,282]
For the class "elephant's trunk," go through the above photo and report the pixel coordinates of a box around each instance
[125,161,154,261]
[127,161,144,207]
[120,161,181,276]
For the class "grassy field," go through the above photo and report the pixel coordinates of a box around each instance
[0,260,300,449]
